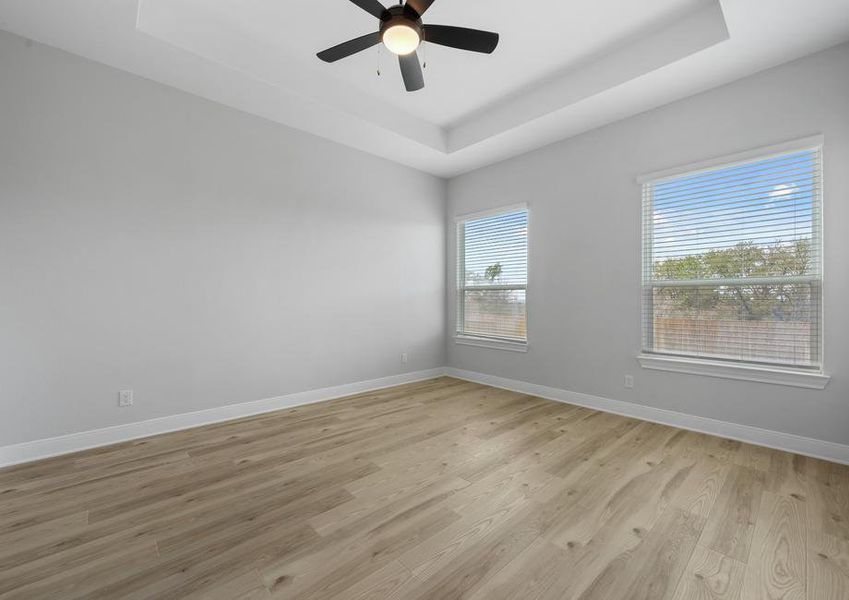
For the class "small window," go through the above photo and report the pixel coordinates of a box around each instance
[457,206,528,344]
[641,142,823,370]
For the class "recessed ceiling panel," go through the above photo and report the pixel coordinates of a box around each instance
[1,0,848,176]
[137,0,716,127]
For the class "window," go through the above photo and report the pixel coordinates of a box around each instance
[456,205,528,347]
[641,140,823,373]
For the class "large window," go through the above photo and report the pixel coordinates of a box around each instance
[641,141,823,370]
[456,206,528,345]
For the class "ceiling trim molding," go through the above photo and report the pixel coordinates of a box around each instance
[0,0,847,176]
[448,1,729,152]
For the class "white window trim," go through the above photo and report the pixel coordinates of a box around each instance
[637,135,824,184]
[638,136,827,385]
[455,203,529,350]
[454,335,529,353]
[637,354,830,389]
[454,202,529,223]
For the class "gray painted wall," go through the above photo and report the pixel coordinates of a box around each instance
[2,29,847,451]
[447,43,849,445]
[0,32,446,445]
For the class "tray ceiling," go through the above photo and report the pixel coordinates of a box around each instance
[1,0,848,176]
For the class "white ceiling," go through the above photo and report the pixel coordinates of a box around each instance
[184,0,711,128]
[1,0,848,177]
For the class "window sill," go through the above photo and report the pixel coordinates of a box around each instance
[454,336,528,353]
[637,353,830,389]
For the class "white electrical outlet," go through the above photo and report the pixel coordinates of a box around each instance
[624,375,634,389]
[400,352,408,364]
[119,389,134,407]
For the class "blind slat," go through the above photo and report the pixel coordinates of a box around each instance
[642,147,822,369]
[458,209,528,342]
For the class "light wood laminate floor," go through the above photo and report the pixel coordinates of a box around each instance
[1,377,848,599]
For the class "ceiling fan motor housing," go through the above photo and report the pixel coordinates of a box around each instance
[379,5,423,46]
[317,1,499,91]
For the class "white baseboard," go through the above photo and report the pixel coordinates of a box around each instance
[0,368,445,468]
[445,367,849,466]
[5,366,847,469]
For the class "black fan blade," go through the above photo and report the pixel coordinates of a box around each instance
[398,52,424,92]
[348,0,386,19]
[317,32,381,62]
[405,0,436,18]
[424,25,499,53]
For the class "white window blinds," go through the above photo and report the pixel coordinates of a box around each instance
[642,143,823,369]
[457,206,528,342]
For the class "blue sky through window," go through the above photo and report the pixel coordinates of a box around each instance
[463,210,528,286]
[651,150,817,264]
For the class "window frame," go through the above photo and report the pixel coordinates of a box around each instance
[637,136,829,388]
[455,203,529,352]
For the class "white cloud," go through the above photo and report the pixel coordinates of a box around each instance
[766,184,796,208]
[769,184,796,197]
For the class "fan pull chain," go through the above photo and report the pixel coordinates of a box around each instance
[376,43,381,77]
[422,40,427,69]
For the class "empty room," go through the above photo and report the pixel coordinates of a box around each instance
[1,0,848,598]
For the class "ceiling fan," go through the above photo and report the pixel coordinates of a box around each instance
[317,0,499,92]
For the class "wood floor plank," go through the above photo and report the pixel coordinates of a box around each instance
[463,538,570,600]
[0,511,88,557]
[258,474,468,597]
[283,507,459,600]
[739,491,806,599]
[670,457,730,520]
[401,500,550,600]
[765,452,809,501]
[701,465,765,562]
[0,537,159,600]
[732,442,775,473]
[181,569,271,600]
[396,479,537,581]
[670,545,746,600]
[324,559,417,600]
[1,377,847,599]
[804,458,849,540]
[561,506,703,600]
[808,530,849,600]
[308,475,469,537]
[621,507,705,600]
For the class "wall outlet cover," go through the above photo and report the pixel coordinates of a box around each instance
[119,389,134,407]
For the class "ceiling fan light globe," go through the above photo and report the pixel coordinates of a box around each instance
[382,24,420,55]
